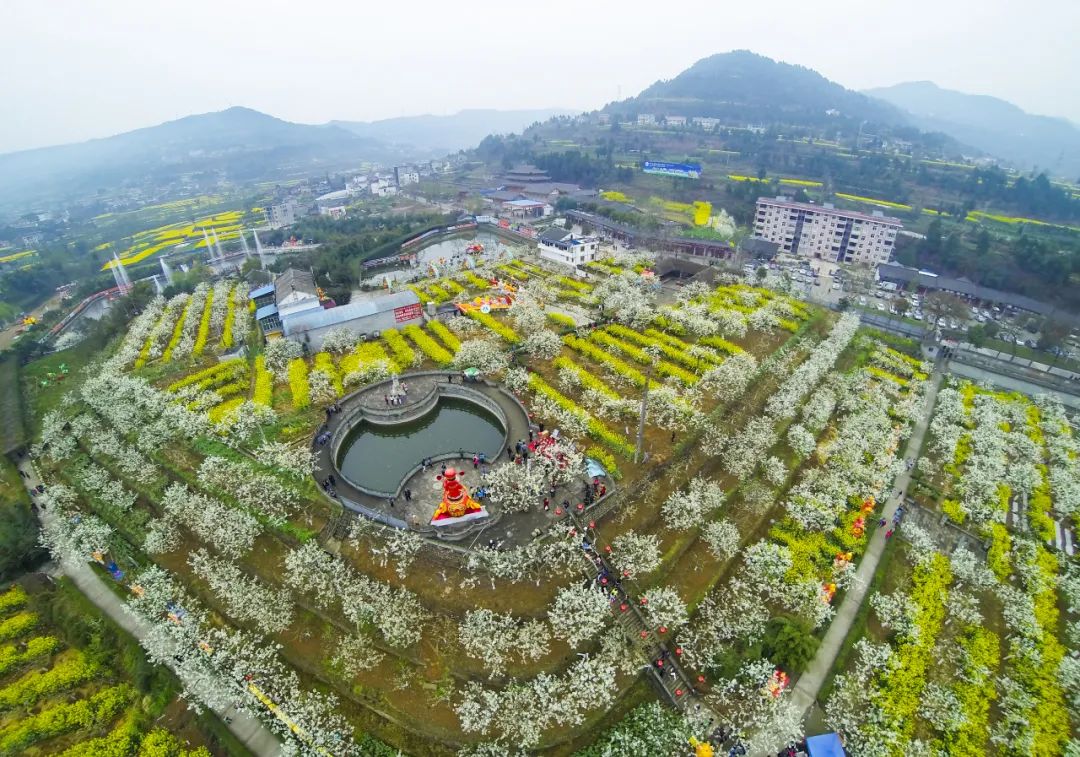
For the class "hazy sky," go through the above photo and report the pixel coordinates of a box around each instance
[4,0,1078,154]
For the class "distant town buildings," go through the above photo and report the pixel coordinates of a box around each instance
[251,267,423,348]
[753,196,902,266]
[315,190,351,217]
[501,199,552,219]
[537,226,599,267]
[394,166,420,187]
[665,115,686,127]
[636,114,657,126]
[369,177,398,198]
[484,164,596,211]
[691,117,719,131]
[265,201,298,228]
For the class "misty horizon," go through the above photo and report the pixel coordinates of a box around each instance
[4,0,1080,155]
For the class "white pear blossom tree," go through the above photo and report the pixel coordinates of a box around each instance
[548,584,611,645]
[609,531,661,578]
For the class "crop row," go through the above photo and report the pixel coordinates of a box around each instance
[465,310,520,344]
[563,334,646,387]
[403,324,454,366]
[527,373,634,457]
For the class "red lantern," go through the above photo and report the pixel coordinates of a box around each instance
[659,626,668,634]
[576,503,585,511]
[675,648,683,656]
[620,603,628,612]
[697,675,705,683]
[601,577,608,585]
[640,630,648,638]
[555,508,563,516]
[604,545,612,553]
[676,688,684,696]
[640,597,648,605]
[589,521,596,529]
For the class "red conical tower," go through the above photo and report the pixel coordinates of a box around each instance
[430,467,488,526]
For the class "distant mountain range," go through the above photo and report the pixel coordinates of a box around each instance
[0,107,396,217]
[604,50,907,132]
[328,108,576,155]
[864,81,1080,179]
[3,53,1079,221]
[0,107,574,219]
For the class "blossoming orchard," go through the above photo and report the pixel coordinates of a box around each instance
[22,240,1080,756]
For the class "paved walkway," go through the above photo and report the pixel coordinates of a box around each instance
[16,458,283,757]
[787,362,944,722]
[313,371,607,547]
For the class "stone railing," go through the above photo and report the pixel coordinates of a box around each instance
[330,381,510,500]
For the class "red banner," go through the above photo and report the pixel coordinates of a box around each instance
[394,303,422,322]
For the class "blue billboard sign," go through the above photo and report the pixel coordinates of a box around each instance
[643,161,701,179]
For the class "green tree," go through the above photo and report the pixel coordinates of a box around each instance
[1038,317,1072,354]
[761,617,819,675]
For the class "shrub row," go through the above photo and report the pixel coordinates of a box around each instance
[426,320,461,353]
[313,352,344,396]
[192,288,214,357]
[382,328,418,370]
[167,359,246,393]
[253,355,273,406]
[403,324,454,366]
[563,334,645,387]
[465,310,520,344]
[0,683,134,754]
[527,373,634,458]
[287,358,310,410]
[553,357,621,401]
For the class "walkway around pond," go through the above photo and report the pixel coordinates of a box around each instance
[786,362,945,726]
[313,370,609,549]
[15,457,283,756]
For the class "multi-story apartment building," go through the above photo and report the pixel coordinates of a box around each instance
[753,197,901,265]
[265,201,297,229]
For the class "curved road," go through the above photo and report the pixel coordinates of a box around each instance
[16,458,283,757]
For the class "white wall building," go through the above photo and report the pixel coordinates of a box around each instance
[753,197,902,266]
[636,114,656,126]
[395,166,420,186]
[537,227,599,267]
[370,178,398,197]
[665,115,686,127]
[265,201,297,228]
[692,117,720,130]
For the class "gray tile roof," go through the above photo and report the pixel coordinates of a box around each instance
[282,291,420,334]
[878,263,1078,321]
[274,268,317,302]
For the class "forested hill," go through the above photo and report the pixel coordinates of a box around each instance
[606,50,908,132]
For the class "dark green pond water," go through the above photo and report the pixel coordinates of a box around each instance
[337,398,505,493]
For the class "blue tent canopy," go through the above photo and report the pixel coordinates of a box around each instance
[806,733,845,757]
